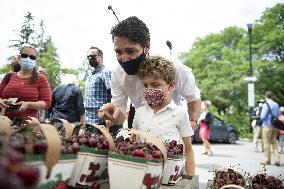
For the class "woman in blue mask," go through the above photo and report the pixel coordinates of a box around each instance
[0,46,51,122]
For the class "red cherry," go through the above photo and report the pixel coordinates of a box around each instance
[132,149,145,158]
[152,150,161,159]
[16,165,40,186]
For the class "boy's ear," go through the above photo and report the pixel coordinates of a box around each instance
[168,80,176,91]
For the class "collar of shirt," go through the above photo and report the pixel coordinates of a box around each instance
[93,64,105,74]
[146,100,177,115]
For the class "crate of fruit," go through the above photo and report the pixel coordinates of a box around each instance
[108,129,167,189]
[162,140,185,185]
[68,124,115,188]
[0,116,76,188]
[207,167,247,189]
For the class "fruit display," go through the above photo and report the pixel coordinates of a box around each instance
[162,140,185,185]
[108,129,167,189]
[0,135,40,188]
[68,124,114,188]
[212,168,247,189]
[165,140,184,158]
[252,174,284,189]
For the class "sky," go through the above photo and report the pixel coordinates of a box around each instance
[0,0,282,71]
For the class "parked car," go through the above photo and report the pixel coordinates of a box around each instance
[192,115,239,144]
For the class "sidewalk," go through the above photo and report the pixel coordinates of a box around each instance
[193,141,284,189]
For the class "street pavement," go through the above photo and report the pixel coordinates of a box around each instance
[193,140,284,189]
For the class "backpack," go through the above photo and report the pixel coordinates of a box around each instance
[266,103,284,130]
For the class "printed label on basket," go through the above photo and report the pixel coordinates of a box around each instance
[162,158,185,185]
[68,152,108,187]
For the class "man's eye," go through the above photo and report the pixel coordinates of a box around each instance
[126,50,135,54]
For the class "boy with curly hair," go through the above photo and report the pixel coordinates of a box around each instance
[133,56,194,175]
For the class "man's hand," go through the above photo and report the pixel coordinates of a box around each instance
[98,103,121,125]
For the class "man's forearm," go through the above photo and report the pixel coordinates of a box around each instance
[187,99,201,131]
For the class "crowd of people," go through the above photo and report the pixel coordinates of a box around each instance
[0,15,283,176]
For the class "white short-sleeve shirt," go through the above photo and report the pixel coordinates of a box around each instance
[111,58,201,114]
[132,100,194,142]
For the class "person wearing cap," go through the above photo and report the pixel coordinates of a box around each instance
[278,107,284,154]
[98,16,201,175]
[48,74,85,125]
[260,91,280,166]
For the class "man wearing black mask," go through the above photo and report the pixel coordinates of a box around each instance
[98,16,201,175]
[84,47,114,130]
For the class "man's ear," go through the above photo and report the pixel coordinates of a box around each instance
[144,42,150,53]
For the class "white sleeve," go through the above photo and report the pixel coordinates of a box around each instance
[175,61,201,103]
[178,110,194,138]
[111,69,128,115]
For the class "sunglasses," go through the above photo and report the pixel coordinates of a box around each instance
[20,53,37,60]
[87,54,99,59]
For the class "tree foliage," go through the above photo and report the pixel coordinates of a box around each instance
[0,12,79,89]
[179,3,284,137]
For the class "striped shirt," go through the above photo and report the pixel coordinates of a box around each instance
[84,65,111,124]
[0,72,51,119]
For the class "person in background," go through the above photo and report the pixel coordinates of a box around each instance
[98,16,201,175]
[251,100,264,152]
[36,66,48,122]
[199,101,213,156]
[48,74,85,125]
[10,55,21,72]
[0,55,21,85]
[278,107,284,154]
[84,47,116,130]
[0,45,51,121]
[132,56,194,174]
[260,91,280,166]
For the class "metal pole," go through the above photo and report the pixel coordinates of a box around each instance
[247,24,253,76]
[247,23,253,132]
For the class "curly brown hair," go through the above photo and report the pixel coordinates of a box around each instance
[138,56,175,84]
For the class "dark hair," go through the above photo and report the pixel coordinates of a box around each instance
[265,91,273,99]
[20,46,38,84]
[111,16,150,46]
[89,46,103,56]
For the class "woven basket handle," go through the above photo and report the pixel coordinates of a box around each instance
[91,124,115,151]
[220,184,246,189]
[27,117,61,179]
[0,115,11,135]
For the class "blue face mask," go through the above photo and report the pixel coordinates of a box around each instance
[20,57,36,70]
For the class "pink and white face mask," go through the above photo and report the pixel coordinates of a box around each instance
[144,88,166,106]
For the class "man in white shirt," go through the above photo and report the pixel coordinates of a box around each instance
[98,16,201,131]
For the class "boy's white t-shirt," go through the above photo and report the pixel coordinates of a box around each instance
[132,100,194,143]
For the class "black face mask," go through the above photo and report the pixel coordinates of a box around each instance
[89,58,99,68]
[13,64,21,72]
[118,52,146,75]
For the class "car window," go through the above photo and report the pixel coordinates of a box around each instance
[212,117,223,127]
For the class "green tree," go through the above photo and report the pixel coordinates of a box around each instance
[252,3,284,104]
[36,37,61,89]
[9,12,38,49]
[180,27,248,114]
